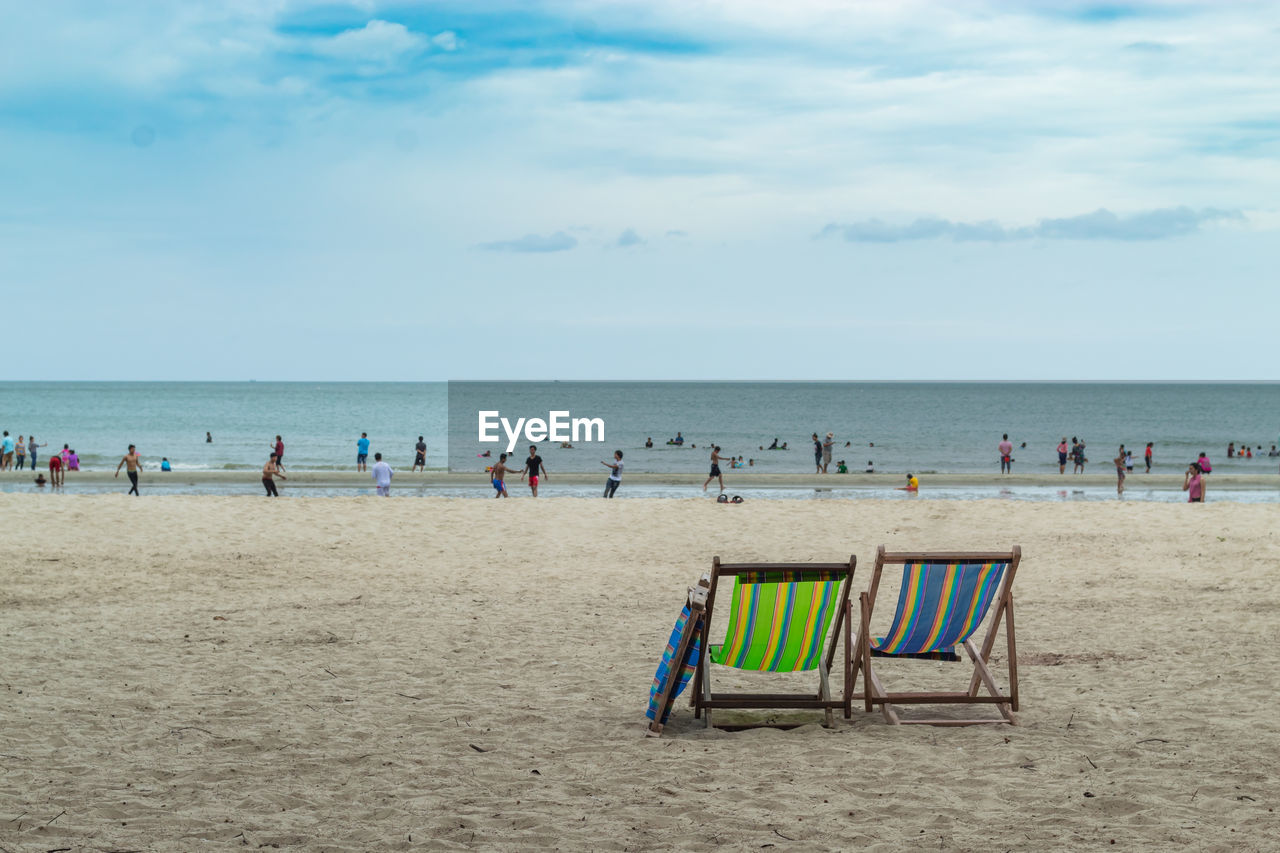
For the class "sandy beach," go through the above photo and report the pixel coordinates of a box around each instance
[2,494,1278,851]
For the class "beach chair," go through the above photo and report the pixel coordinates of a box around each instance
[854,546,1022,725]
[645,573,711,737]
[691,556,855,729]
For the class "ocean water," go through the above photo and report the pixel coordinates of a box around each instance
[2,381,1279,480]
[446,381,1280,477]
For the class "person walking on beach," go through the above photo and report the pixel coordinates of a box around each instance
[28,436,45,471]
[1,431,13,470]
[115,445,142,495]
[812,433,822,474]
[14,436,26,471]
[822,432,834,473]
[413,436,427,471]
[1113,447,1126,496]
[262,453,285,496]
[272,436,285,471]
[521,445,547,497]
[356,432,370,472]
[602,450,624,498]
[490,453,516,498]
[371,452,393,496]
[1145,442,1154,473]
[1183,461,1206,503]
[998,434,1013,474]
[1056,437,1068,474]
[703,445,730,493]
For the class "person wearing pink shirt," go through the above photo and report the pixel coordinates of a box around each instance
[998,434,1013,474]
[1183,462,1206,503]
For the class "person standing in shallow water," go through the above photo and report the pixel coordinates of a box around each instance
[356,432,370,472]
[28,436,46,471]
[413,436,427,472]
[115,444,142,495]
[1113,447,1126,496]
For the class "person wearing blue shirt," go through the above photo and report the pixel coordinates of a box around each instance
[161,458,172,472]
[356,432,371,471]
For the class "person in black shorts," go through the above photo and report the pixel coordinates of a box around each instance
[703,445,729,493]
[522,445,547,497]
[413,436,427,472]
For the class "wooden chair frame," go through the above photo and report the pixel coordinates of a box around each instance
[691,556,855,729]
[848,546,1022,726]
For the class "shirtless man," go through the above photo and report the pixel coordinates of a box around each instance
[1113,447,1126,496]
[490,452,517,498]
[115,444,142,495]
[702,445,730,493]
[521,445,547,497]
[262,452,286,497]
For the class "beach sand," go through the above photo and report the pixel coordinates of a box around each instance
[2,494,1277,850]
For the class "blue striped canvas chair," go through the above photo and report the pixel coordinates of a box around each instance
[646,575,710,736]
[854,546,1022,725]
[691,556,855,730]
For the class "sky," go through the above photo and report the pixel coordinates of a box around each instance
[2,1,1277,380]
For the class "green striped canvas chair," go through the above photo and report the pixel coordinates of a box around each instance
[855,546,1022,725]
[692,557,855,729]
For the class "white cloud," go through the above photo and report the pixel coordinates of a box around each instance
[431,30,459,51]
[313,20,426,64]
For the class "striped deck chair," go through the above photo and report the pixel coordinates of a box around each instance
[691,557,855,729]
[645,575,710,736]
[855,546,1022,725]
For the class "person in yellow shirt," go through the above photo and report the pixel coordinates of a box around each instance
[897,473,919,492]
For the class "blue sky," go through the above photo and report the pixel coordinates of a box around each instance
[2,1,1277,379]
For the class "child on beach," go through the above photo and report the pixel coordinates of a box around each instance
[1145,442,1153,473]
[602,450,623,498]
[490,453,516,498]
[14,436,25,471]
[897,473,918,492]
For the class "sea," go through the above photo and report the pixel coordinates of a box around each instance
[2,381,1278,500]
